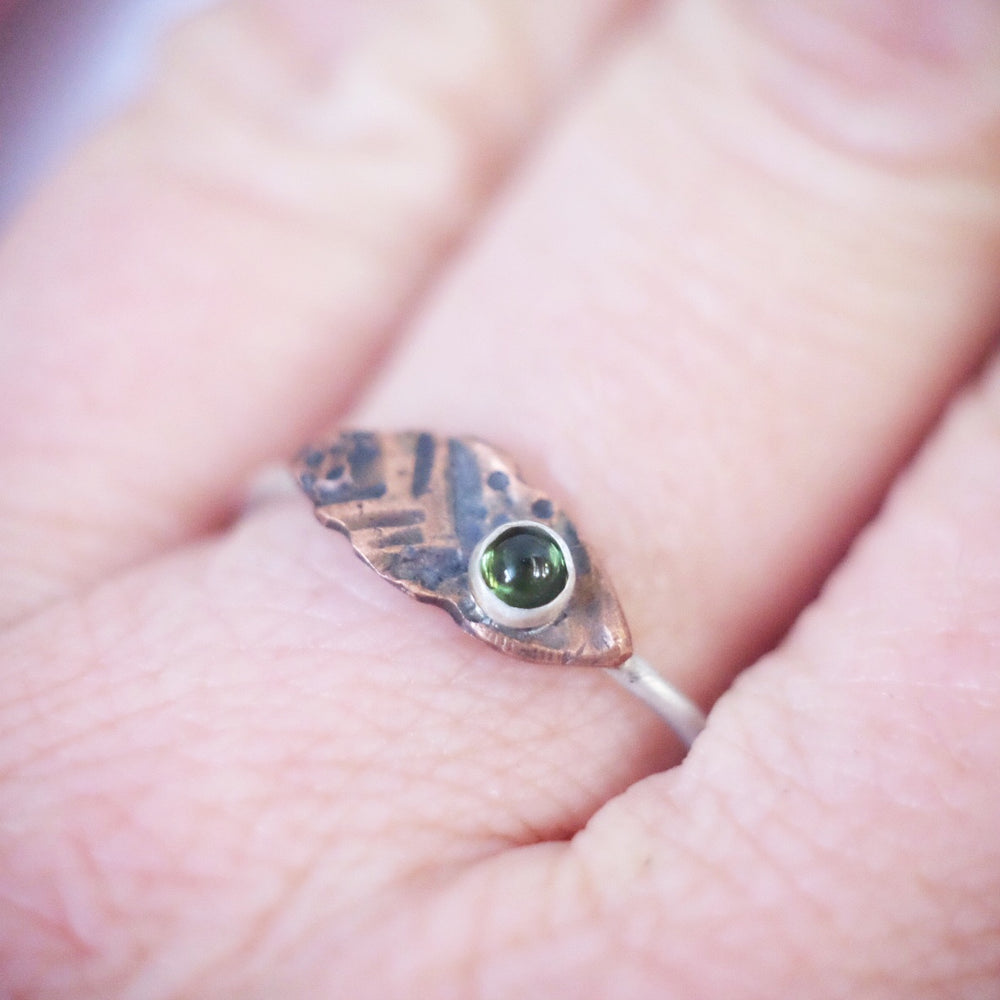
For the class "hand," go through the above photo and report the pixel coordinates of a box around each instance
[2,2,1000,996]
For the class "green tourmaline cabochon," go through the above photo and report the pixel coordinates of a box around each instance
[479,525,569,610]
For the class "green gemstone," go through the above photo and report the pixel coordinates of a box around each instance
[479,526,568,610]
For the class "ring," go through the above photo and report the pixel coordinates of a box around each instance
[294,431,707,750]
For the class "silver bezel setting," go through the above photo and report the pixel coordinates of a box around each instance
[468,519,577,630]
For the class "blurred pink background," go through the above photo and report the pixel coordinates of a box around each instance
[0,0,212,226]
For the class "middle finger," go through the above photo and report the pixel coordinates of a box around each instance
[355,0,1000,712]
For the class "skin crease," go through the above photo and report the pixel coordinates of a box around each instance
[1,1,1000,998]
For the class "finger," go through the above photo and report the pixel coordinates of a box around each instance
[417,333,1000,998]
[0,492,677,998]
[0,0,641,623]
[356,0,1000,708]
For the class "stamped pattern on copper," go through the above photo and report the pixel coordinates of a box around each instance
[294,430,632,668]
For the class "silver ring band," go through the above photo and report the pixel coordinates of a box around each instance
[606,656,706,748]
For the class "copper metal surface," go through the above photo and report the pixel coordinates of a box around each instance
[294,431,632,668]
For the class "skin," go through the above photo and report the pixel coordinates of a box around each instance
[2,0,1000,996]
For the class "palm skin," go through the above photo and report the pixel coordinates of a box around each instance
[2,1,1000,997]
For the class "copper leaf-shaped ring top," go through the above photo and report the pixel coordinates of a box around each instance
[294,431,632,668]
